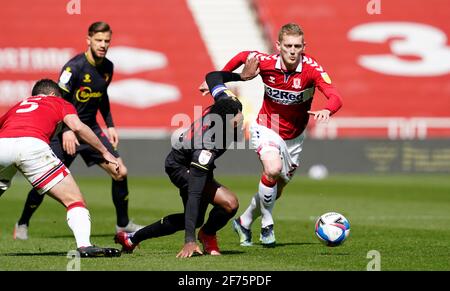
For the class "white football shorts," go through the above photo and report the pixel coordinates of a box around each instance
[249,121,304,182]
[0,137,70,194]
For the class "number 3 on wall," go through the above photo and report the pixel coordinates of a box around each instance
[16,97,42,113]
[348,22,450,76]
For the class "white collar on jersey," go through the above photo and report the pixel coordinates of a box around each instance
[275,54,303,72]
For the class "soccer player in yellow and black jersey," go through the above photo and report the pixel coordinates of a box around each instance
[13,21,143,240]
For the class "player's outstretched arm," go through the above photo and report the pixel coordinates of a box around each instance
[198,51,258,96]
[307,109,331,123]
[106,127,119,149]
[63,114,119,171]
[240,56,260,80]
[62,130,79,156]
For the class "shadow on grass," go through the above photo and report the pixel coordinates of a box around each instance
[266,242,317,247]
[216,250,245,255]
[2,251,67,257]
[318,252,351,256]
[47,233,114,239]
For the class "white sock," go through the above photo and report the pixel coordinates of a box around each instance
[258,179,277,228]
[239,193,261,229]
[66,205,91,248]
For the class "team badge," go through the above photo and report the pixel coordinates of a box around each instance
[198,150,212,165]
[268,76,275,84]
[59,69,72,84]
[321,72,332,84]
[83,74,91,83]
[293,78,301,89]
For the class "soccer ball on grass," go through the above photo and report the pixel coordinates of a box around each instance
[315,212,350,247]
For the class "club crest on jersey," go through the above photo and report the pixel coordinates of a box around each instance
[292,78,301,89]
[83,74,92,83]
[198,150,212,165]
[268,76,276,84]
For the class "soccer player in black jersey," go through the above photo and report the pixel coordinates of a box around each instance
[114,61,259,258]
[13,21,143,240]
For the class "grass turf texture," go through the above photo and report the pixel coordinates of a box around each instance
[0,175,449,271]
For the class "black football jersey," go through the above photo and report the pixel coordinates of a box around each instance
[57,52,114,127]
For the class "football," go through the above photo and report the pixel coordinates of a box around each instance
[315,212,350,247]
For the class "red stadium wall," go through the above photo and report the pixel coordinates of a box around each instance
[253,0,450,138]
[1,1,449,139]
[0,0,213,133]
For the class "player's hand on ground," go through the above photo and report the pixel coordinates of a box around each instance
[62,130,80,156]
[107,127,119,149]
[308,109,331,123]
[240,56,260,80]
[199,81,210,96]
[102,152,120,173]
[176,242,203,258]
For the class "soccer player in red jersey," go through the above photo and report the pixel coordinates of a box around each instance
[14,22,143,240]
[0,79,120,257]
[200,23,343,246]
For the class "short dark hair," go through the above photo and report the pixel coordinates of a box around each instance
[31,79,62,96]
[208,97,242,122]
[88,21,112,36]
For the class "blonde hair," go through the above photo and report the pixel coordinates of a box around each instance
[278,23,304,42]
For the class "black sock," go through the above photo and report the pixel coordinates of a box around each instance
[131,213,184,244]
[202,206,237,235]
[112,178,129,227]
[18,189,45,226]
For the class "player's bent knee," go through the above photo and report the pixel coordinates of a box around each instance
[264,166,282,180]
[111,167,128,181]
[120,165,128,176]
[223,197,239,214]
[112,172,127,181]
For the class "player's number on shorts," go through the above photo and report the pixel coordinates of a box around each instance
[16,97,42,113]
[348,22,450,76]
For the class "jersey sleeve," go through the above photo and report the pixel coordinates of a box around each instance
[0,111,6,128]
[221,51,253,71]
[107,63,114,86]
[99,93,114,128]
[311,67,343,114]
[58,60,78,97]
[205,71,243,101]
[100,62,114,127]
[183,149,216,242]
[61,99,77,117]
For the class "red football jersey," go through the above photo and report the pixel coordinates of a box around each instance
[0,95,77,144]
[223,51,343,139]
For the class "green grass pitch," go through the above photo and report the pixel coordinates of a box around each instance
[0,174,449,271]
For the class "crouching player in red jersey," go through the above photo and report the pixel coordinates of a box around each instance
[200,23,343,247]
[0,79,121,257]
